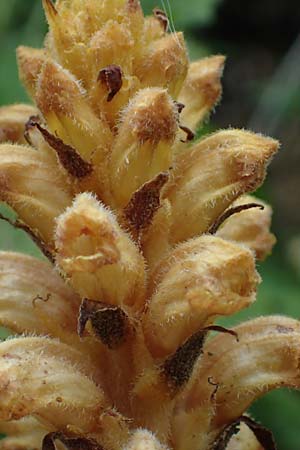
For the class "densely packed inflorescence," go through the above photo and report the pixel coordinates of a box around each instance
[0,1,299,449]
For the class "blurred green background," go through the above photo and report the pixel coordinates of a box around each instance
[0,0,300,448]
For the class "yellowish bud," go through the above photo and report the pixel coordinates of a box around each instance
[217,195,276,261]
[0,337,106,431]
[35,59,113,199]
[137,33,189,98]
[89,21,141,125]
[43,0,144,89]
[17,46,47,97]
[0,252,80,343]
[144,235,260,358]
[0,104,38,145]
[143,15,166,42]
[184,316,300,427]
[0,143,73,244]
[36,59,112,155]
[178,55,225,132]
[89,22,135,77]
[55,193,146,313]
[171,317,300,450]
[165,129,279,244]
[42,0,89,82]
[110,88,179,208]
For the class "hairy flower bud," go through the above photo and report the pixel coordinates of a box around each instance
[144,235,260,358]
[136,33,189,98]
[17,46,47,97]
[0,337,106,430]
[0,252,80,342]
[177,317,300,440]
[0,143,72,243]
[36,60,112,159]
[110,88,179,207]
[55,193,146,313]
[165,129,279,244]
[178,55,225,132]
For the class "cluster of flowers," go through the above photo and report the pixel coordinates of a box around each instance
[0,1,299,449]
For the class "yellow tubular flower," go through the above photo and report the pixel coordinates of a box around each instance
[144,235,260,358]
[178,55,225,131]
[0,1,296,450]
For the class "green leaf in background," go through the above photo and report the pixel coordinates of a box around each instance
[0,0,46,104]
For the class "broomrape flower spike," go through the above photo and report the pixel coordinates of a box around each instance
[0,1,296,449]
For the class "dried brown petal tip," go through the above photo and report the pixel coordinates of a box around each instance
[123,172,169,241]
[212,416,276,450]
[42,0,57,18]
[98,65,123,102]
[217,195,276,261]
[153,8,169,31]
[24,114,42,145]
[0,104,38,144]
[209,203,264,235]
[179,124,195,143]
[211,420,240,450]
[174,101,185,114]
[203,325,239,342]
[0,213,54,263]
[34,122,93,178]
[78,298,130,349]
[239,416,276,450]
[226,422,264,450]
[42,432,103,450]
